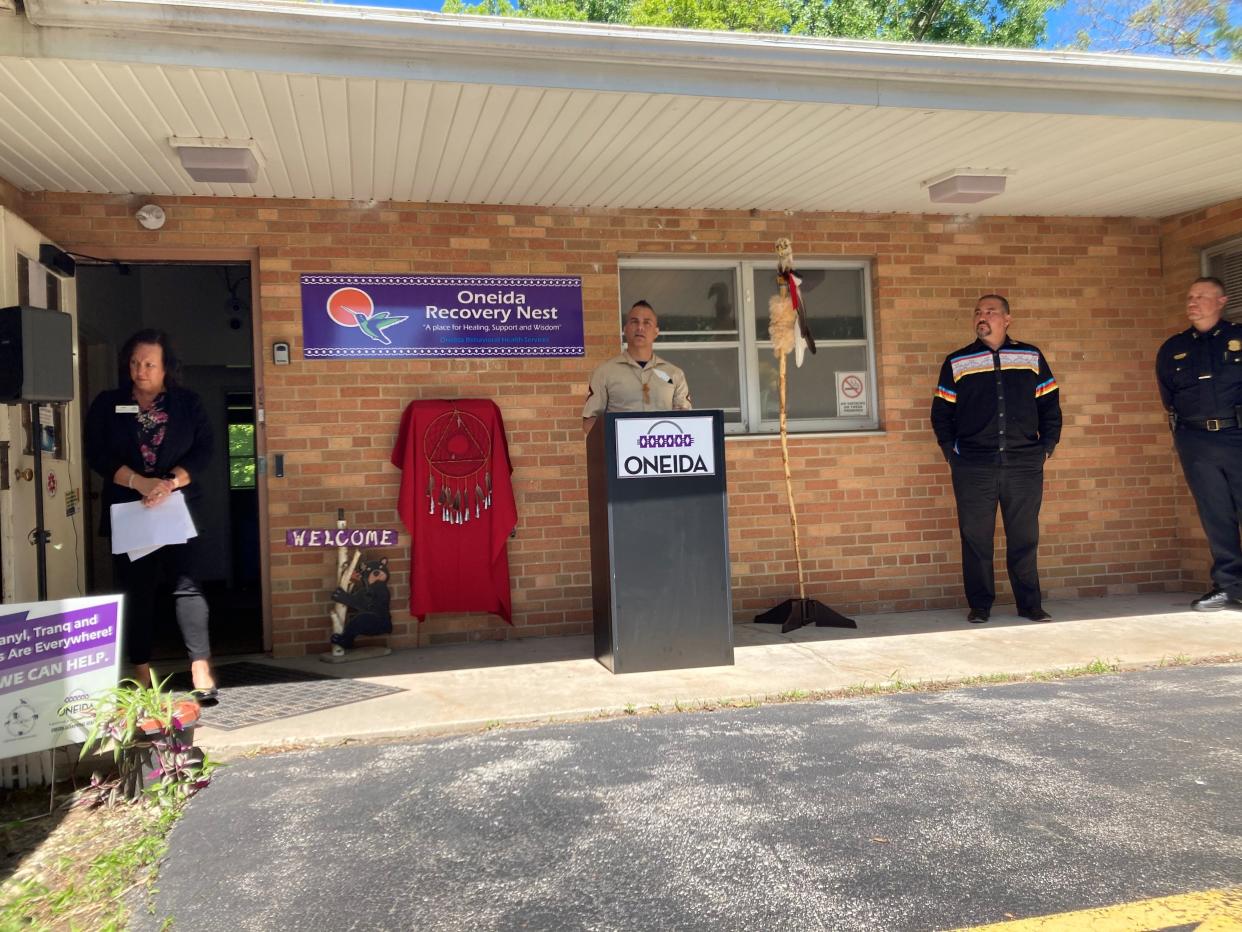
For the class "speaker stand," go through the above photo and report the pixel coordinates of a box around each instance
[754,597,857,634]
[30,402,51,600]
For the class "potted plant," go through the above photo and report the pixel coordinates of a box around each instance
[67,673,216,808]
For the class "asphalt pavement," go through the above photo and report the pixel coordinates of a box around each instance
[141,663,1242,931]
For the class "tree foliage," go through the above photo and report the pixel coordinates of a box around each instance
[440,0,1065,47]
[785,0,1062,45]
[1070,0,1241,58]
[440,0,1242,58]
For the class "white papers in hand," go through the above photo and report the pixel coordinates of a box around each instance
[110,491,198,560]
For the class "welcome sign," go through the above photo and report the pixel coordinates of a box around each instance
[614,415,717,479]
[300,274,585,359]
[0,595,124,754]
[285,528,399,548]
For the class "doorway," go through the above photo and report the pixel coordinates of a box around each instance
[76,262,263,658]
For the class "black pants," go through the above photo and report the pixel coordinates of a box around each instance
[112,539,211,666]
[950,456,1045,612]
[336,612,393,649]
[1175,428,1242,599]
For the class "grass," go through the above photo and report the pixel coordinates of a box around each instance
[0,790,181,931]
[504,655,1239,727]
[1158,653,1193,667]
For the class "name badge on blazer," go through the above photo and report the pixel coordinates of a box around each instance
[115,404,139,414]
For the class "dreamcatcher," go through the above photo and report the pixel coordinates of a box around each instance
[424,406,494,525]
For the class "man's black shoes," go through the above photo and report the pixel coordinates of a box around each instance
[1191,589,1242,612]
[967,606,1052,622]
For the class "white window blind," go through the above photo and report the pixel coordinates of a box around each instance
[1204,238,1242,322]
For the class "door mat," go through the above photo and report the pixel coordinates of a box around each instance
[166,662,405,732]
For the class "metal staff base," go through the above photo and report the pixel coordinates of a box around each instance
[754,597,857,634]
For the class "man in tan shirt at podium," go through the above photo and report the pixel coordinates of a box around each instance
[583,300,692,433]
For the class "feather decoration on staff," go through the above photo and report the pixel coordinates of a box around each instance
[774,237,816,368]
[755,238,856,633]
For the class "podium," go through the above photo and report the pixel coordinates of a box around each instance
[587,410,734,673]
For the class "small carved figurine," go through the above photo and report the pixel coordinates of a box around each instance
[330,556,393,649]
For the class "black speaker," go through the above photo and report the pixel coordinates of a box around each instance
[0,305,75,403]
[38,244,76,279]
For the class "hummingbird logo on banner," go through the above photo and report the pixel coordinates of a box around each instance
[325,287,408,346]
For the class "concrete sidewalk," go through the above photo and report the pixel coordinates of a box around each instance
[194,592,1242,757]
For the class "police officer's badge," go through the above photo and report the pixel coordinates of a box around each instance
[1229,340,1241,352]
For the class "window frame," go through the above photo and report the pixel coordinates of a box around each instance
[1201,236,1242,322]
[617,257,878,435]
[226,393,257,491]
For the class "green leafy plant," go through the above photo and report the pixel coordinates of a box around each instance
[67,672,217,809]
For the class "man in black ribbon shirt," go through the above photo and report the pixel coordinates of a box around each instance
[1156,276,1242,612]
[931,295,1062,624]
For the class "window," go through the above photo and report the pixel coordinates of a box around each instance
[227,392,257,489]
[1203,237,1242,322]
[17,254,29,306]
[618,260,877,434]
[16,252,61,310]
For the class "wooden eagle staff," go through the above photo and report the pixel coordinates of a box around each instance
[753,238,857,633]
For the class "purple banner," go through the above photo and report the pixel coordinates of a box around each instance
[285,528,399,548]
[300,274,585,359]
[0,603,119,679]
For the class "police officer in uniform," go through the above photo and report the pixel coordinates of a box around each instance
[931,294,1062,623]
[583,300,691,433]
[1156,276,1242,611]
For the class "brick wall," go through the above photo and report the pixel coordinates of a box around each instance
[1160,196,1242,589]
[14,191,1189,654]
[0,176,23,216]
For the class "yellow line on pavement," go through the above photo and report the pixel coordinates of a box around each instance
[954,886,1242,930]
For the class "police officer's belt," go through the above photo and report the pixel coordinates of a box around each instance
[1177,416,1240,432]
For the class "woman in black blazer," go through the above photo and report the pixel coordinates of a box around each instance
[85,329,217,699]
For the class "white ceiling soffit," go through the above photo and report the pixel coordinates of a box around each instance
[2,0,1242,216]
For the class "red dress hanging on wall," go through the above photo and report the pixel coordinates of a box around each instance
[391,399,517,623]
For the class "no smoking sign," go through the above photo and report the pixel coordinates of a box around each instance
[835,371,868,417]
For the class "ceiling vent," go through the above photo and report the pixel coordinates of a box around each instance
[171,137,261,184]
[924,170,1009,204]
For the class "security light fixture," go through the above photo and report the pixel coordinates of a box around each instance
[135,204,166,230]
[924,170,1008,204]
[172,137,261,184]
